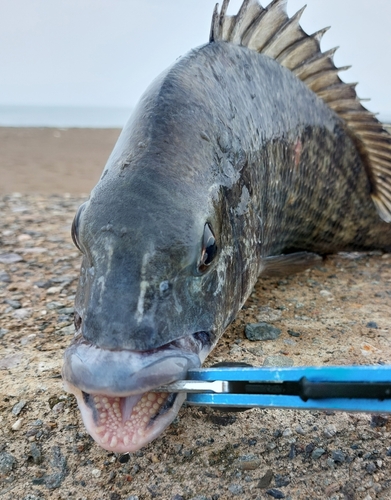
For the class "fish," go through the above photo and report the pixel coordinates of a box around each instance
[62,0,391,453]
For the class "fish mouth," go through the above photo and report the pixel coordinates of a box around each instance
[62,331,211,453]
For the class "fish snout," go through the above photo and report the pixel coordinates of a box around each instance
[61,333,208,453]
[62,337,201,396]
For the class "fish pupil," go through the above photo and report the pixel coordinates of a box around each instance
[198,223,218,272]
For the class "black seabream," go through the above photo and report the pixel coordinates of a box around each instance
[62,0,391,453]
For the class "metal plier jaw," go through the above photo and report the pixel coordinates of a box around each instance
[155,366,391,413]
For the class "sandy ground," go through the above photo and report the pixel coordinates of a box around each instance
[1,128,391,500]
[0,127,120,195]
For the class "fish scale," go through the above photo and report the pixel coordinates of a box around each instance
[63,0,391,453]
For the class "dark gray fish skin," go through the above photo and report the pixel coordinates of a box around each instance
[75,42,390,350]
[63,40,391,452]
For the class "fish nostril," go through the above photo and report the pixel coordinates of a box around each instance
[159,280,170,294]
[193,331,211,347]
[74,312,82,331]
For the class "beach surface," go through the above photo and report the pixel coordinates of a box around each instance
[1,127,391,500]
[0,127,120,195]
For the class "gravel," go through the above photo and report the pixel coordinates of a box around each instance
[11,400,26,416]
[263,355,294,367]
[245,322,282,341]
[0,451,16,474]
[312,447,326,459]
[1,194,391,499]
[266,488,285,498]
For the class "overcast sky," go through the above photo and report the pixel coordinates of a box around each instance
[0,0,390,120]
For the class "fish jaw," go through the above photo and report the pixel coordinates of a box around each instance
[63,380,186,453]
[62,332,211,452]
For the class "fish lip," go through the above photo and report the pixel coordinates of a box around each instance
[62,330,211,396]
[62,331,212,452]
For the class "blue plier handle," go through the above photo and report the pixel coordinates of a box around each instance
[164,366,391,413]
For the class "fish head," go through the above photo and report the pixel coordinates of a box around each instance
[62,159,246,453]
[62,51,263,452]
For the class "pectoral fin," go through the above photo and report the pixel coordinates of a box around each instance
[260,251,322,277]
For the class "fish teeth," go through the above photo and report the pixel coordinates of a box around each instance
[101,432,110,444]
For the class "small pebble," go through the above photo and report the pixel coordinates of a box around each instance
[0,451,16,473]
[0,328,9,338]
[365,462,376,474]
[245,322,281,341]
[370,414,388,427]
[12,418,23,431]
[305,443,315,456]
[0,271,11,282]
[12,308,31,320]
[91,468,101,478]
[52,402,65,414]
[324,424,337,438]
[20,334,36,346]
[287,330,301,337]
[46,286,63,295]
[326,458,335,468]
[263,355,294,367]
[46,301,64,310]
[58,325,74,336]
[228,484,243,495]
[331,450,345,463]
[12,400,26,416]
[319,289,333,297]
[237,458,261,470]
[29,443,43,465]
[266,488,285,499]
[282,428,292,437]
[295,425,306,435]
[118,453,130,463]
[312,448,325,459]
[4,299,21,309]
[275,474,290,487]
[17,233,32,241]
[34,280,52,289]
[0,253,23,264]
[0,353,23,369]
[248,346,264,356]
[257,469,273,488]
[366,321,378,329]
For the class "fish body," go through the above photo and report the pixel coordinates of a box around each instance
[63,0,391,453]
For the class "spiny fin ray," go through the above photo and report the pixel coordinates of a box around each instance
[210,0,391,223]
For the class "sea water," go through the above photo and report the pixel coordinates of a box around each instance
[0,106,132,128]
[0,105,389,129]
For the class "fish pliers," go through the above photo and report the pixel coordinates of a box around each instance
[157,365,391,413]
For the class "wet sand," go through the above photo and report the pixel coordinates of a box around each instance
[0,127,120,195]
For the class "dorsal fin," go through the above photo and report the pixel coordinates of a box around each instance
[210,0,391,223]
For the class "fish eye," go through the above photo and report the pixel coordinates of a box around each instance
[198,223,218,273]
[71,202,87,252]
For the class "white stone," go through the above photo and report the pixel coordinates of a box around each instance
[11,418,23,431]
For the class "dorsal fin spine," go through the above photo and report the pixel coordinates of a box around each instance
[209,0,391,223]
